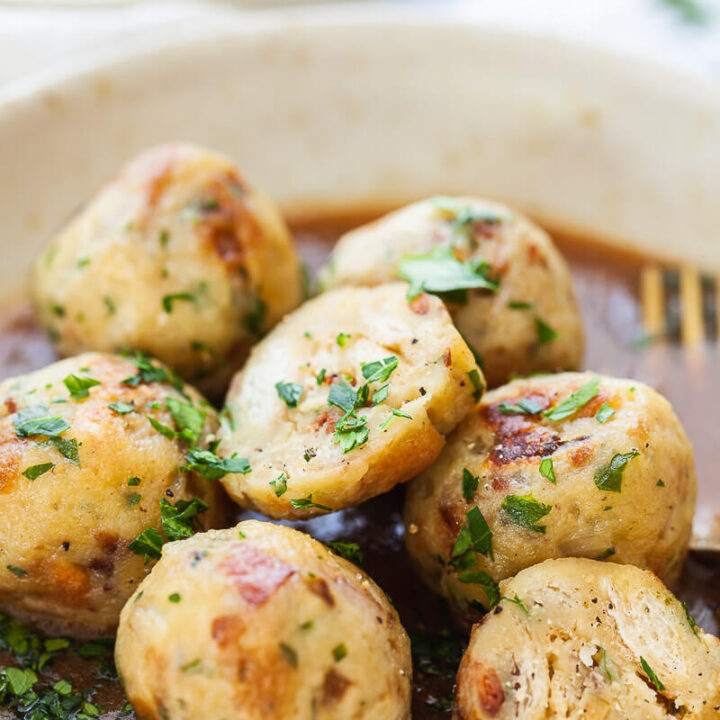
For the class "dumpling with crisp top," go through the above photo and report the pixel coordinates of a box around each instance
[218,283,484,518]
[31,143,304,397]
[0,351,228,637]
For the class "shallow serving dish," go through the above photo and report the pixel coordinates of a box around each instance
[0,4,718,718]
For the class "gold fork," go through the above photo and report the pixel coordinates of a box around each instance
[641,265,719,553]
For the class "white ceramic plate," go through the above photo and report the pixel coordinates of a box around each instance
[1,3,719,295]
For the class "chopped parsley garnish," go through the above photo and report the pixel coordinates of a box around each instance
[168,593,181,603]
[159,229,170,247]
[451,506,494,565]
[508,300,534,310]
[244,296,266,335]
[467,369,485,401]
[275,381,304,408]
[316,368,326,385]
[289,495,332,512]
[336,332,351,347]
[146,415,175,440]
[461,467,479,502]
[21,463,54,481]
[600,648,613,681]
[333,412,369,451]
[398,246,498,301]
[372,384,389,405]
[410,628,466,678]
[48,437,80,464]
[6,565,28,578]
[361,356,398,384]
[328,381,358,414]
[121,351,184,391]
[378,408,411,431]
[303,447,316,462]
[161,497,209,540]
[13,406,69,438]
[657,479,666,487]
[161,292,196,313]
[270,472,288,497]
[456,570,500,607]
[640,657,665,692]
[165,397,206,444]
[498,397,543,415]
[184,447,251,479]
[127,477,141,486]
[63,374,101,400]
[539,457,556,484]
[108,401,134,414]
[595,402,615,424]
[279,642,298,669]
[325,540,363,566]
[129,497,209,563]
[594,450,639,493]
[501,494,552,533]
[543,376,600,421]
[103,296,116,314]
[534,316,558,344]
[332,643,347,662]
[126,492,142,507]
[128,527,164,563]
[683,603,699,637]
[504,594,529,615]
[596,547,616,560]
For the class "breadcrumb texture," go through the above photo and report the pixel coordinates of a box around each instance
[218,283,483,518]
[320,197,583,387]
[0,352,225,637]
[31,143,303,396]
[454,558,720,720]
[405,372,696,618]
[116,520,412,720]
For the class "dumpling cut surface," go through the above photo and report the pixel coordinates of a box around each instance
[116,520,412,720]
[453,558,720,720]
[218,283,484,518]
[31,142,304,396]
[0,352,226,637]
[405,372,696,619]
[320,197,584,388]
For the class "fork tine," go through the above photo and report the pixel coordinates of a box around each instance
[679,265,704,346]
[641,265,664,337]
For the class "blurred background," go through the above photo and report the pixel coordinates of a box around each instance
[2,0,720,90]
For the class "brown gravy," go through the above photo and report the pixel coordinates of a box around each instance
[0,213,718,719]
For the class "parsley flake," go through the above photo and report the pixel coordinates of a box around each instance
[640,657,665,692]
[501,494,552,533]
[184,448,251,479]
[543,377,600,422]
[63,374,101,400]
[275,381,304,408]
[289,495,332,512]
[595,402,615,424]
[21,463,54,481]
[594,450,639,493]
[539,457,556,484]
[462,467,479,502]
[325,540,363,565]
[162,292,196,313]
[270,472,288,497]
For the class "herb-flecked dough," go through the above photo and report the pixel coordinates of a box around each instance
[404,372,696,621]
[31,143,304,397]
[0,352,226,638]
[115,520,412,720]
[320,197,584,388]
[453,558,720,720]
[217,283,484,518]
